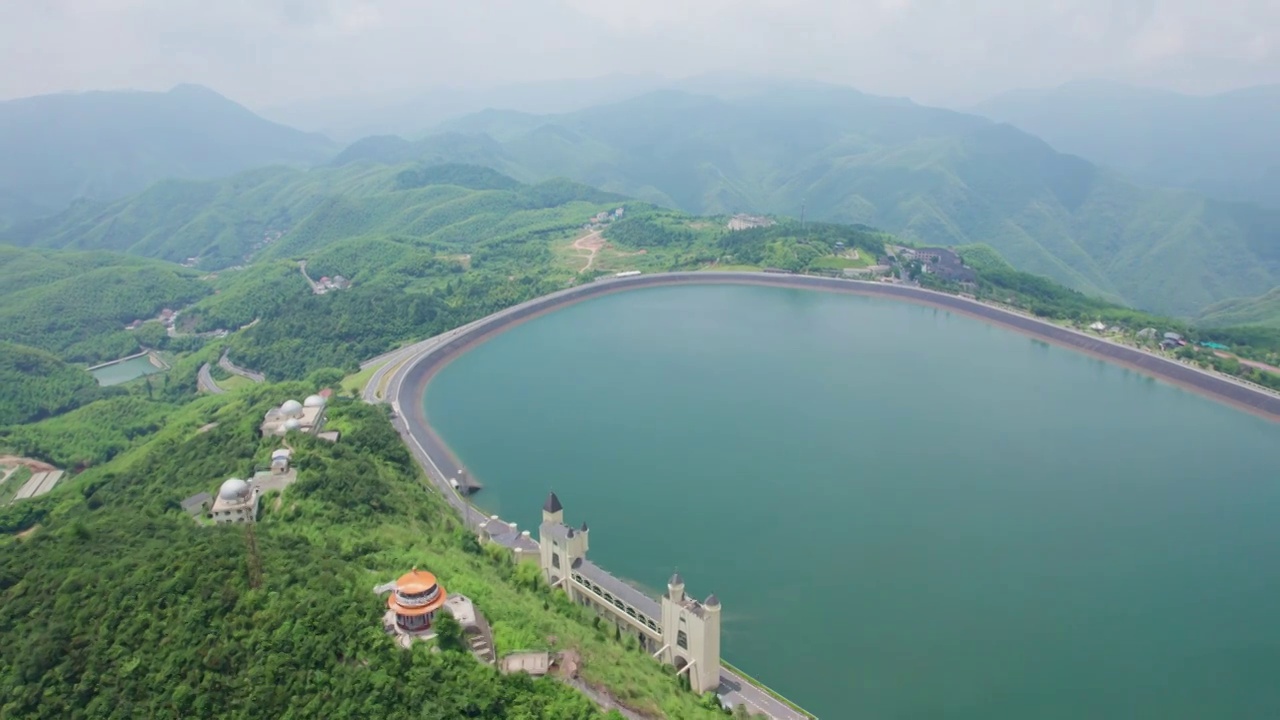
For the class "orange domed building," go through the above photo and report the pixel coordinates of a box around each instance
[387,568,448,632]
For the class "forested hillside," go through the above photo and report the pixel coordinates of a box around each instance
[0,246,211,363]
[975,81,1280,208]
[0,390,727,720]
[0,85,334,226]
[358,86,1280,317]
[0,343,109,425]
[1197,287,1280,329]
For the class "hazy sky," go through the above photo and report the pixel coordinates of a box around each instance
[3,0,1277,107]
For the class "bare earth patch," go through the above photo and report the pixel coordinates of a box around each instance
[572,231,606,273]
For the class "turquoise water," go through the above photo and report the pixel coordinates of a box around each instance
[425,284,1280,719]
[90,355,164,386]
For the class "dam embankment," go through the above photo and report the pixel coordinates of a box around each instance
[391,272,1280,425]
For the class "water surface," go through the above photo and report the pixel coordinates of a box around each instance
[91,354,164,386]
[426,284,1280,719]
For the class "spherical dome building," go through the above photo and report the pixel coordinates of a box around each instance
[283,418,302,432]
[303,394,326,408]
[387,568,448,632]
[280,399,304,418]
[219,477,250,502]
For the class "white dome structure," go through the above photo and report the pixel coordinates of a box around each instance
[303,394,326,408]
[280,399,304,418]
[283,418,302,431]
[219,478,250,501]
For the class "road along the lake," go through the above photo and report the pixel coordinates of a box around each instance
[366,269,1280,720]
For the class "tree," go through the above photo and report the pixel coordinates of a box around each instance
[433,611,467,653]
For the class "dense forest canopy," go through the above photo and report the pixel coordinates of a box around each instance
[0,343,111,425]
[0,393,729,719]
[0,246,211,364]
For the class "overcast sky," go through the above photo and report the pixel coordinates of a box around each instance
[3,0,1277,108]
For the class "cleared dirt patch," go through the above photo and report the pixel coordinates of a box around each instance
[572,231,606,273]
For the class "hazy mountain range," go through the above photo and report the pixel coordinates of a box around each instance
[0,84,334,226]
[338,86,1280,317]
[975,80,1280,208]
[3,79,1278,321]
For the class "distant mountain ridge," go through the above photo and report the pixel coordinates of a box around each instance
[974,80,1280,207]
[0,84,336,226]
[334,86,1280,317]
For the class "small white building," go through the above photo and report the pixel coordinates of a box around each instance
[210,478,259,524]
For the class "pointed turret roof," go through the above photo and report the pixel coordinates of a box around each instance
[543,491,562,513]
[669,571,683,586]
[580,521,589,532]
[704,593,720,607]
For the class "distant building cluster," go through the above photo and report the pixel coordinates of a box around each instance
[260,394,339,441]
[901,247,977,283]
[727,214,774,231]
[585,207,625,230]
[313,274,351,294]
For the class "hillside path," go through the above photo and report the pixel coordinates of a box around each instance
[573,231,605,273]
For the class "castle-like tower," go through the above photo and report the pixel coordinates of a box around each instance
[538,492,721,693]
[660,572,722,694]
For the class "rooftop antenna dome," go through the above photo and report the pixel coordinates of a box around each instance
[283,418,302,431]
[280,399,304,418]
[303,394,326,408]
[219,477,250,500]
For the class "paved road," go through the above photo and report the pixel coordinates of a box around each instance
[219,350,265,383]
[197,363,225,394]
[718,667,810,720]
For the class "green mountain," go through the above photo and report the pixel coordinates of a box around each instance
[1197,287,1280,329]
[0,342,107,425]
[340,87,1280,317]
[8,161,629,378]
[0,84,335,225]
[0,246,211,363]
[0,389,730,719]
[259,73,667,141]
[8,161,618,272]
[974,81,1280,207]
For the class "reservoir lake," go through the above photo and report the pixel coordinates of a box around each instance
[424,284,1280,719]
[90,354,164,386]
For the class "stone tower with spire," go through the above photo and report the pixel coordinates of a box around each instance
[661,571,722,694]
[539,491,589,592]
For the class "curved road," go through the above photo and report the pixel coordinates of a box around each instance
[369,270,1280,720]
[219,350,265,383]
[197,363,225,394]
